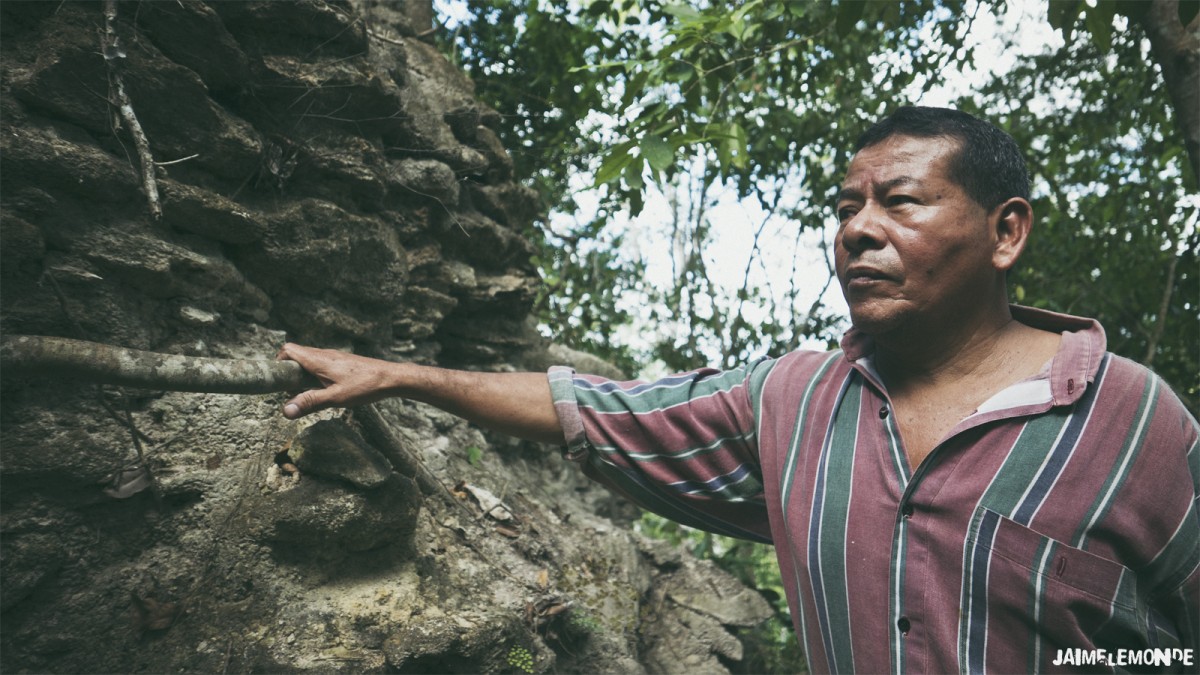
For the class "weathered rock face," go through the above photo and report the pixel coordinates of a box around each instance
[0,1,773,673]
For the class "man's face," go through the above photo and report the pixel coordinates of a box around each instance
[834,134,997,337]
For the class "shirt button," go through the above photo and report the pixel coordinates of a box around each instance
[901,503,914,518]
[897,616,911,633]
[879,405,889,419]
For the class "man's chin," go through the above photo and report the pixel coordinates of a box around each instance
[847,307,906,337]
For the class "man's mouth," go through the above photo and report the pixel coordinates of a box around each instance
[844,267,897,286]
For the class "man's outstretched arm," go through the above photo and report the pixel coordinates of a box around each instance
[277,343,566,445]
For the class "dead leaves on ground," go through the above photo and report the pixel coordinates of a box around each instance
[130,591,179,635]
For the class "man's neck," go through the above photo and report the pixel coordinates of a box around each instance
[871,302,1028,390]
[869,304,1063,469]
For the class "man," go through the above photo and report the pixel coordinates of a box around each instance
[278,107,1199,673]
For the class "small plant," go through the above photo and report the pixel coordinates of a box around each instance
[568,610,601,635]
[506,644,534,674]
[466,445,483,466]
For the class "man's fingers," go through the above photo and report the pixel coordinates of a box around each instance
[277,342,310,363]
[282,388,332,419]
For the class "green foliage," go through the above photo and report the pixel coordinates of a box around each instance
[466,445,483,466]
[567,609,602,635]
[505,644,535,674]
[444,0,1197,407]
[444,0,977,369]
[963,13,1198,408]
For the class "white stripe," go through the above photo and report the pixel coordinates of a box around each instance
[1075,376,1159,548]
[585,380,750,416]
[1031,542,1055,671]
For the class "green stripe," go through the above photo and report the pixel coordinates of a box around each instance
[777,351,841,671]
[1138,510,1200,594]
[1072,374,1158,548]
[958,414,1070,666]
[779,352,842,510]
[978,410,1074,516]
[579,368,753,414]
[816,379,862,671]
[590,430,756,461]
[1091,568,1144,650]
[746,358,778,425]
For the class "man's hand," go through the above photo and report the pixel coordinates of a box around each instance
[277,343,566,445]
[277,343,399,419]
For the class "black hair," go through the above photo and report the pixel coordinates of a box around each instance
[854,106,1031,209]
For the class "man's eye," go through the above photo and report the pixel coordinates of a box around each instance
[837,207,857,221]
[888,195,917,206]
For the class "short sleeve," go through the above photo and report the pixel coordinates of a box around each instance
[547,361,775,543]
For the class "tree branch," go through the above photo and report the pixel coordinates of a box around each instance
[1137,0,1200,186]
[1,336,316,394]
[104,0,162,220]
[1143,247,1178,366]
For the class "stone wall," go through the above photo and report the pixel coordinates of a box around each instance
[0,2,772,672]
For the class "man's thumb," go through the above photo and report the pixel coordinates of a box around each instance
[283,389,328,419]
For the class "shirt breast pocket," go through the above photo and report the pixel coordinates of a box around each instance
[960,507,1147,673]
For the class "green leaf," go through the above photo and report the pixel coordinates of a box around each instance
[641,136,674,172]
[568,60,628,73]
[666,59,696,84]
[720,122,748,170]
[662,4,701,22]
[1181,0,1200,25]
[466,446,483,466]
[1047,0,1082,41]
[1084,2,1117,53]
[836,0,868,37]
[623,159,645,190]
[623,70,650,109]
[594,150,633,185]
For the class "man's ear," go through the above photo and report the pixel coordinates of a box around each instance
[990,197,1033,272]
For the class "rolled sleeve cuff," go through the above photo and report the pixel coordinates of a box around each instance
[547,366,590,461]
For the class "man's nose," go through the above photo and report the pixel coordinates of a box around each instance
[838,204,887,254]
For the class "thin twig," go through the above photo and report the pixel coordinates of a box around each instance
[155,154,199,167]
[104,0,161,220]
[366,28,405,47]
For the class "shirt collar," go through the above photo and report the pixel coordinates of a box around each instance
[839,304,1107,407]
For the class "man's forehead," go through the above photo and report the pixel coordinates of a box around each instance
[840,136,958,191]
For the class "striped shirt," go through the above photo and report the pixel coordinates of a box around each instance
[548,306,1200,673]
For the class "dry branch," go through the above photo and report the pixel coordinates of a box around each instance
[1,335,315,394]
[104,0,161,220]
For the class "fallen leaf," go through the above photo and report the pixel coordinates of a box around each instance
[130,592,179,632]
[495,524,520,538]
[536,569,549,590]
[460,482,514,521]
[104,465,153,499]
[542,602,570,617]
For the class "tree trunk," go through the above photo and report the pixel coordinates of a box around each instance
[1138,0,1200,186]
